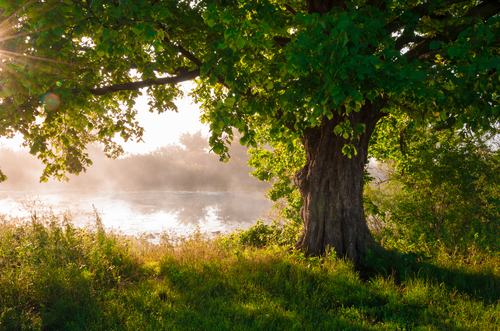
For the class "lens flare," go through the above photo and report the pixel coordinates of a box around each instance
[41,92,61,111]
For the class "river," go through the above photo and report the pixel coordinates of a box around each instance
[0,190,272,239]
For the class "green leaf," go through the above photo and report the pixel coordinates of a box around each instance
[354,123,365,134]
[146,29,158,39]
[336,15,349,31]
[235,38,245,49]
[447,46,459,58]
[399,69,408,80]
[132,26,142,35]
[440,111,447,121]
[429,40,441,50]
[368,55,379,66]
[342,145,352,158]
[334,125,343,135]
[53,27,65,37]
[468,63,477,77]
[207,18,216,27]
[329,84,341,97]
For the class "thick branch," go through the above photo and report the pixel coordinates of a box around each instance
[89,69,200,95]
[177,44,203,67]
[364,0,386,11]
[160,34,203,68]
[385,0,465,35]
[274,36,291,47]
[307,0,341,14]
[404,1,500,62]
[395,35,425,51]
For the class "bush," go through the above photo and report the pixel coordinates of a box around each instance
[366,130,500,256]
[219,220,302,248]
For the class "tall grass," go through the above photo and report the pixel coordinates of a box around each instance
[0,210,499,330]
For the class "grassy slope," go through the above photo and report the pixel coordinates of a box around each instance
[0,214,499,331]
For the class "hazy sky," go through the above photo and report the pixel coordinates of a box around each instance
[0,82,209,154]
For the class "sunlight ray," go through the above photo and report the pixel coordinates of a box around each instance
[0,0,37,33]
[3,53,72,79]
[0,49,90,68]
[0,25,59,44]
[0,61,27,82]
[0,1,72,45]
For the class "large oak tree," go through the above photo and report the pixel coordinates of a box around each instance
[1,0,499,266]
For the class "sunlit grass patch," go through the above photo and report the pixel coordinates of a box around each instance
[0,210,499,330]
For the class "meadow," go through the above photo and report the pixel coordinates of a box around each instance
[0,209,498,331]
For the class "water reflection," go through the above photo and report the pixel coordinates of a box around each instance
[0,190,272,237]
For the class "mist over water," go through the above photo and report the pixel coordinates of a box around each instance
[0,131,271,236]
[1,190,271,238]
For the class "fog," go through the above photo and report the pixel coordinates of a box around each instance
[0,131,272,236]
[0,131,268,191]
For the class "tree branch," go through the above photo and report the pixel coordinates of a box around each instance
[395,35,425,52]
[385,0,466,35]
[177,43,203,67]
[364,0,386,11]
[159,33,204,68]
[404,1,500,62]
[284,4,297,16]
[434,117,457,131]
[274,36,291,47]
[88,69,200,95]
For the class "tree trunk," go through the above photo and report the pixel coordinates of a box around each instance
[293,103,384,265]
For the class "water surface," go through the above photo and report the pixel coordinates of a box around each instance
[0,190,272,238]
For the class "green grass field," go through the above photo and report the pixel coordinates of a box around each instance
[0,211,499,330]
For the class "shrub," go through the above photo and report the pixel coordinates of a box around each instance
[366,130,500,256]
[219,220,302,249]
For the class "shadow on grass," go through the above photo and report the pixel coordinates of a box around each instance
[105,250,484,331]
[1,217,498,331]
[364,247,500,306]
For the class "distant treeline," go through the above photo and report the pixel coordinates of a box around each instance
[0,131,268,191]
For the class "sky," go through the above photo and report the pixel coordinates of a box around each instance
[0,82,210,155]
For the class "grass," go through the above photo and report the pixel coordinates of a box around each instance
[0,211,499,330]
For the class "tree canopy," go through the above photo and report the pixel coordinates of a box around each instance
[1,0,499,264]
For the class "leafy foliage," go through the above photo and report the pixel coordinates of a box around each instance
[248,133,305,223]
[220,220,302,248]
[366,127,500,254]
[0,0,498,179]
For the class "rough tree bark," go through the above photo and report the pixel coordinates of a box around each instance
[293,102,385,265]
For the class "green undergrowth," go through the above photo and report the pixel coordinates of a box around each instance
[0,212,499,331]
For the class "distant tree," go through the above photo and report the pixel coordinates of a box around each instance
[179,130,209,153]
[0,0,499,266]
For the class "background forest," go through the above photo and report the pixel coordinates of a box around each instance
[0,131,268,191]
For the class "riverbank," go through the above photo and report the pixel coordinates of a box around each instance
[1,212,499,330]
